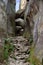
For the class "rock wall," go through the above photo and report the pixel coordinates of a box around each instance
[0,1,7,37]
[20,0,27,10]
[33,0,43,62]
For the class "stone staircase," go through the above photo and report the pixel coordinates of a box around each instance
[0,36,30,65]
[9,36,30,65]
[15,18,25,36]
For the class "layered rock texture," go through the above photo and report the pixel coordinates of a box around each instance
[33,0,43,62]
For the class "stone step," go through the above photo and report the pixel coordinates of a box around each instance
[15,18,25,27]
[20,29,24,32]
[16,26,22,30]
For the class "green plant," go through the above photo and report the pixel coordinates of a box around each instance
[29,46,42,65]
[29,35,33,45]
[23,31,30,38]
[3,38,14,61]
[25,44,42,65]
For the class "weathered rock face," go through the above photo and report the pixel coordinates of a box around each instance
[6,0,16,36]
[0,1,7,37]
[0,0,15,37]
[33,0,43,62]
